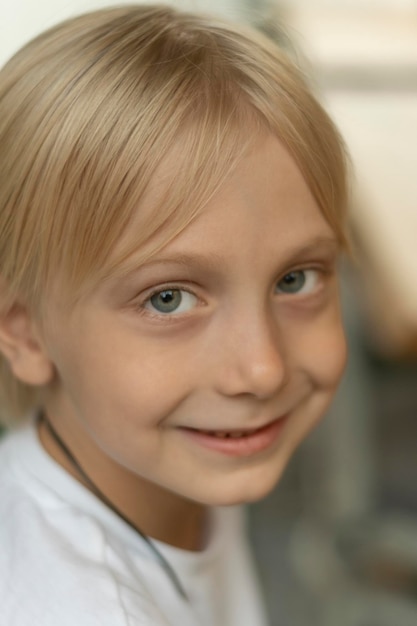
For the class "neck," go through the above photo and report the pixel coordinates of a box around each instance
[37,414,209,552]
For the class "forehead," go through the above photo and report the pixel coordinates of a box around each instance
[110,133,337,277]
[47,133,337,315]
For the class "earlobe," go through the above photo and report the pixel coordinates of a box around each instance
[0,303,55,386]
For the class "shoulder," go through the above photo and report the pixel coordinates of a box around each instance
[0,490,171,626]
[0,426,171,626]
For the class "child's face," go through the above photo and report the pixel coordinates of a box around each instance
[41,132,346,507]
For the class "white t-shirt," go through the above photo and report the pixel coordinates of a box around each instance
[0,422,269,626]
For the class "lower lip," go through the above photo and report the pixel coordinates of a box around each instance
[179,417,288,457]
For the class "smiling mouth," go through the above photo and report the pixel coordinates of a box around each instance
[179,417,288,457]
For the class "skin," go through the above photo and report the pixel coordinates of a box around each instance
[9,133,347,551]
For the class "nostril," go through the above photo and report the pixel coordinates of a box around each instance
[214,341,288,399]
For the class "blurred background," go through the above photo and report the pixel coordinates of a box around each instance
[1,1,417,624]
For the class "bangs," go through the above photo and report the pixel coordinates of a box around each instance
[0,4,348,311]
[60,91,260,300]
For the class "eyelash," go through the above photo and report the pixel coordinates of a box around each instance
[136,266,329,319]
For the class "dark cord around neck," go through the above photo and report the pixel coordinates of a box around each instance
[38,413,188,602]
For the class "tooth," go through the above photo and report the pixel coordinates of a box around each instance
[200,430,256,438]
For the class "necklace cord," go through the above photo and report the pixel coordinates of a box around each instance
[37,413,188,602]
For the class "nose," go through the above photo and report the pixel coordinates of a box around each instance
[213,310,289,400]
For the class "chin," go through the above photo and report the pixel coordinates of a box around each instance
[199,463,289,507]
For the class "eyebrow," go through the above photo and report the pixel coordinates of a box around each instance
[130,235,340,273]
[277,235,341,266]
[136,251,224,273]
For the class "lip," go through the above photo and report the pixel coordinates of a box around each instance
[178,416,288,457]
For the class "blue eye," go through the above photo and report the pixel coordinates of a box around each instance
[145,289,198,315]
[276,270,319,295]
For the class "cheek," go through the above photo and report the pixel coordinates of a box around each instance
[318,324,347,388]
[50,330,192,430]
[290,309,347,390]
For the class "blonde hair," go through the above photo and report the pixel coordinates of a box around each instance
[0,4,349,423]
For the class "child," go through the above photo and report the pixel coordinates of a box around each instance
[0,5,349,625]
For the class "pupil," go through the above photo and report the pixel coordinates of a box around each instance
[161,291,174,303]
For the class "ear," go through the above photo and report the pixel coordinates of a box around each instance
[0,302,54,386]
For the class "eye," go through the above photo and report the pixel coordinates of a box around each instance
[275,269,320,295]
[144,288,198,315]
